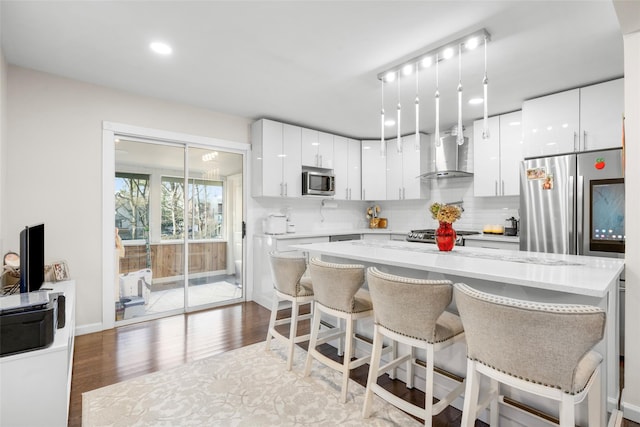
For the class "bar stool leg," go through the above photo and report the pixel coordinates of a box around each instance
[265,296,279,351]
[559,393,575,427]
[406,345,415,388]
[489,378,499,426]
[362,325,383,419]
[340,317,355,403]
[424,345,434,427]
[286,300,299,371]
[304,304,322,377]
[461,359,481,427]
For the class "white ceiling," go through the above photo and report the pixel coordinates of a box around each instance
[0,1,624,141]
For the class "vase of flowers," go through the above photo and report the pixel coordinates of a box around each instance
[430,203,462,251]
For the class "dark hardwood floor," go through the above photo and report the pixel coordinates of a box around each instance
[70,301,639,427]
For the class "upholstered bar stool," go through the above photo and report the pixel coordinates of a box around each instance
[303,257,375,403]
[453,283,606,427]
[362,267,466,427]
[265,251,314,371]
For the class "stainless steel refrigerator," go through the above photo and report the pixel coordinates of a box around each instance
[519,147,624,257]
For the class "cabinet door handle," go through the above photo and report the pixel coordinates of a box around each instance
[402,187,406,199]
[346,188,349,199]
[280,182,284,197]
[573,131,578,152]
[399,188,402,199]
[362,189,366,200]
[349,188,352,200]
[319,155,323,167]
[583,131,587,151]
[502,180,505,195]
[495,180,498,196]
[284,183,288,197]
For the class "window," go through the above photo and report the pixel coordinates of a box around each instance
[115,173,150,240]
[161,176,224,240]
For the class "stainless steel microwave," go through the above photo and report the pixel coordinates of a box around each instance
[302,171,335,196]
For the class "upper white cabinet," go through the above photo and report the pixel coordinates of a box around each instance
[251,119,302,197]
[361,140,386,201]
[522,78,623,157]
[301,128,334,169]
[386,135,427,200]
[333,136,361,200]
[579,78,624,151]
[522,89,579,157]
[474,111,523,197]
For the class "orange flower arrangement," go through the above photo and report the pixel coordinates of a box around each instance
[430,203,462,224]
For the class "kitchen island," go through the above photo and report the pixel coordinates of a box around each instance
[293,240,624,427]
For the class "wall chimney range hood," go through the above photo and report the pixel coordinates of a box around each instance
[419,134,473,179]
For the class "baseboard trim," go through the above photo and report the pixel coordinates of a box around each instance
[75,322,103,336]
[622,395,640,423]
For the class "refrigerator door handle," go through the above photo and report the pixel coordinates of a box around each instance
[568,175,576,255]
[576,175,584,255]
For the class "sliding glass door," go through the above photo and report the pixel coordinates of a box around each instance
[114,138,244,323]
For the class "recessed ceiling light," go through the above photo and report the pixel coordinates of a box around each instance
[150,42,172,55]
[402,64,414,76]
[384,72,396,83]
[442,47,455,59]
[468,98,483,105]
[384,119,396,127]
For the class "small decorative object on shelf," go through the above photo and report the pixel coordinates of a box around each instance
[366,205,386,229]
[430,203,462,251]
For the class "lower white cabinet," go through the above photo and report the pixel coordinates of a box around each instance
[465,239,519,250]
[0,281,76,427]
[252,236,329,308]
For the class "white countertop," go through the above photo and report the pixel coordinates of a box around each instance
[292,240,624,298]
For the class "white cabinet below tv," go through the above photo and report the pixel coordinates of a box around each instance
[0,281,76,427]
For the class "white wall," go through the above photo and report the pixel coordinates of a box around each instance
[621,30,640,423]
[5,66,252,328]
[0,37,7,255]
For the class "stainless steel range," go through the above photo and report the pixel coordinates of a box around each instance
[406,229,480,245]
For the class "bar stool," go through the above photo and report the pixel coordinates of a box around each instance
[303,257,374,403]
[362,267,466,427]
[453,283,605,427]
[265,251,314,371]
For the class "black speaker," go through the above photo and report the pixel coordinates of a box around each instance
[56,294,66,329]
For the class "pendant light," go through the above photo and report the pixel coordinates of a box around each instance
[435,53,441,147]
[457,44,464,145]
[396,73,402,153]
[415,66,420,151]
[380,79,386,157]
[482,35,490,140]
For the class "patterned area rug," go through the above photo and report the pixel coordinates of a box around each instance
[82,340,420,426]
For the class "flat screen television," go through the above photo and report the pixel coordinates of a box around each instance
[19,223,45,293]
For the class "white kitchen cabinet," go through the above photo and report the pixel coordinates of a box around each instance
[252,235,328,308]
[301,128,334,169]
[251,119,302,197]
[386,135,427,200]
[333,136,361,200]
[474,111,523,197]
[522,89,579,157]
[579,78,624,151]
[464,238,519,250]
[361,140,387,200]
[522,79,623,157]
